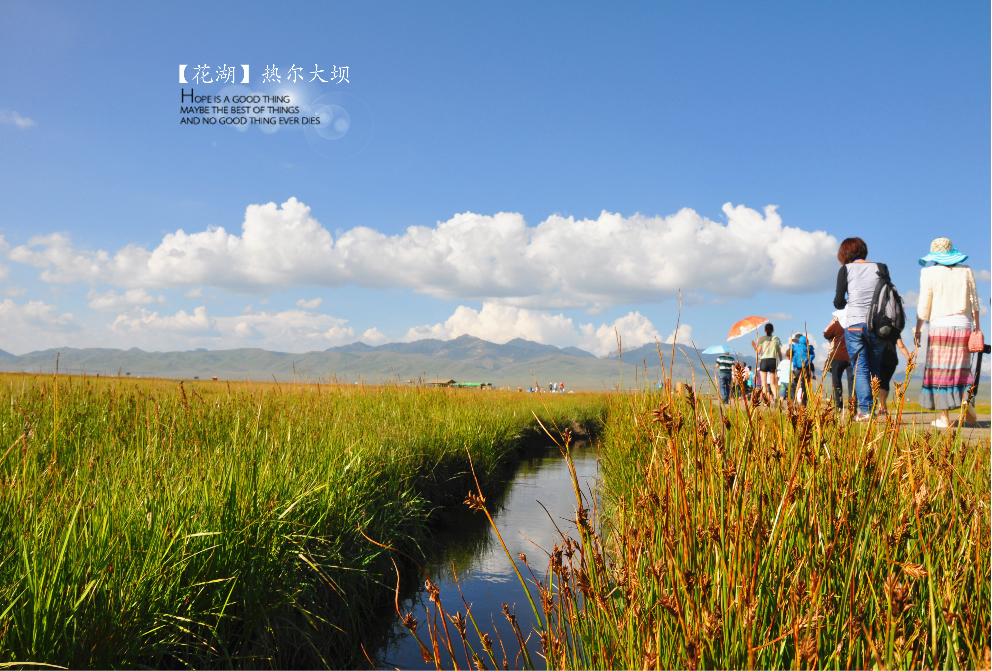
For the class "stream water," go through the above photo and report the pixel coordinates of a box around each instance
[374,445,600,669]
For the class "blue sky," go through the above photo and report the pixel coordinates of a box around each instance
[0,1,988,357]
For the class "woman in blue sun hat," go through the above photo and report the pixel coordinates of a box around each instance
[914,237,981,427]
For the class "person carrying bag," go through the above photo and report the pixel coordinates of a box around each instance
[915,237,983,427]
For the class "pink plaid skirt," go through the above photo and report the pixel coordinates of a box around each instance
[920,326,974,410]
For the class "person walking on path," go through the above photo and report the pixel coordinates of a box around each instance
[833,237,887,420]
[914,238,982,427]
[714,351,734,403]
[756,323,783,405]
[788,334,815,406]
[878,337,912,416]
[776,356,791,401]
[823,311,854,412]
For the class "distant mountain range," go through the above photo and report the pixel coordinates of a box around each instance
[326,335,597,360]
[3,335,983,392]
[0,335,702,389]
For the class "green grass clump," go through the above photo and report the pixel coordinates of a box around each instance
[571,381,990,669]
[0,374,605,668]
[448,376,987,669]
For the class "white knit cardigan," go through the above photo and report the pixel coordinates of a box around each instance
[916,264,980,323]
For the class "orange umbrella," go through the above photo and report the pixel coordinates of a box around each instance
[727,315,768,341]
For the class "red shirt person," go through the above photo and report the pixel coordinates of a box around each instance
[823,313,852,411]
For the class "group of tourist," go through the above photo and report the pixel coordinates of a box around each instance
[723,327,818,406]
[714,237,983,426]
[524,382,567,393]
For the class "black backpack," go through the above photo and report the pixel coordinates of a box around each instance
[866,263,906,342]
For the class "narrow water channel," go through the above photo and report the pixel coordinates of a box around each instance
[375,445,600,670]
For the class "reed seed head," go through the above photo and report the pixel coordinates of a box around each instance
[465,491,487,512]
[883,575,912,617]
[425,578,440,604]
[870,374,881,399]
[732,362,746,392]
[799,636,818,664]
[576,505,590,531]
[449,610,467,638]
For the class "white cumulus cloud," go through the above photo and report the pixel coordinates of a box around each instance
[233,321,257,338]
[404,302,578,345]
[9,233,110,284]
[296,297,323,309]
[111,306,214,334]
[0,109,36,128]
[0,235,9,281]
[108,305,358,351]
[579,311,663,356]
[361,327,390,345]
[0,299,76,353]
[87,288,168,312]
[402,301,681,357]
[976,269,991,282]
[664,324,694,345]
[7,198,839,309]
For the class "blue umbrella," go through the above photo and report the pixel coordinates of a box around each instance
[703,345,736,355]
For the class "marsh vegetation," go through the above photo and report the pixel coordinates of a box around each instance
[0,374,603,668]
[0,358,987,669]
[405,361,989,669]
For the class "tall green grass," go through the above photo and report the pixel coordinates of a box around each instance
[0,373,605,668]
[482,361,990,669]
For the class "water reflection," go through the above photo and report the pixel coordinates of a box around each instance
[375,446,599,669]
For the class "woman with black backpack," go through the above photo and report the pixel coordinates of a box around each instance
[833,237,887,421]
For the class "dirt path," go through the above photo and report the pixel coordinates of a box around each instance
[896,411,990,442]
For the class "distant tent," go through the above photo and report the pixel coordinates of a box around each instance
[450,382,492,390]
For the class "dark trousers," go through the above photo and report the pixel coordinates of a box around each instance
[831,359,854,410]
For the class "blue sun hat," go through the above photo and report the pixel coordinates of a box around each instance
[919,237,968,266]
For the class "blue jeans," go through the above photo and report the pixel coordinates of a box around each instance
[717,373,731,403]
[844,322,884,415]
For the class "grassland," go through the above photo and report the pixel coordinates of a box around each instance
[443,369,989,669]
[401,340,990,670]
[2,359,988,670]
[0,373,606,668]
[589,386,989,668]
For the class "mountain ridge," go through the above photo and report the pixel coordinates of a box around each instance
[3,337,980,391]
[0,337,684,389]
[326,334,597,359]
